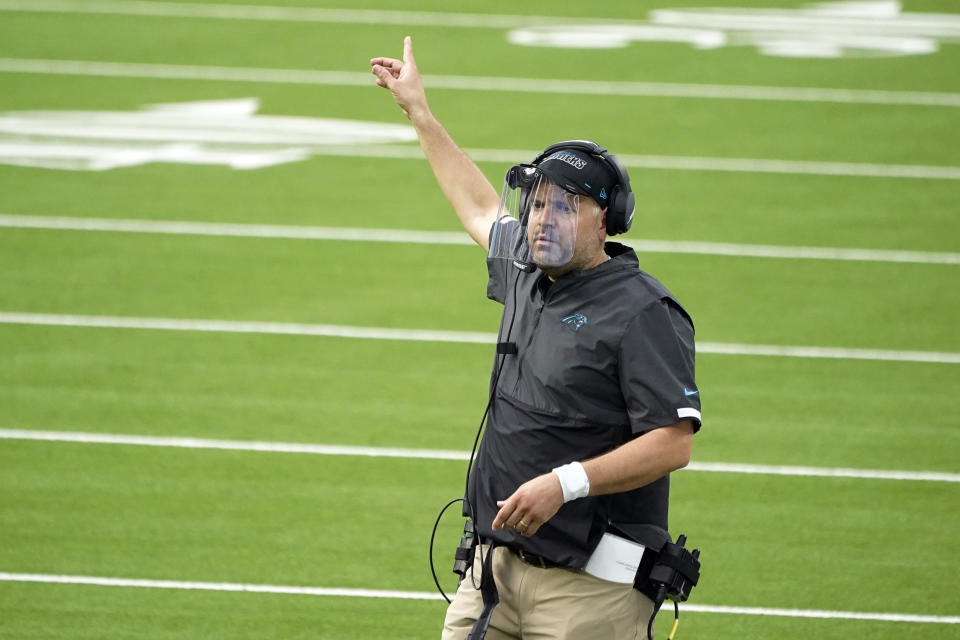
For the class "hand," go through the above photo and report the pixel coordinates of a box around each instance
[370,36,429,122]
[491,473,564,537]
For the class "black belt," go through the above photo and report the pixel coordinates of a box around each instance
[509,546,563,569]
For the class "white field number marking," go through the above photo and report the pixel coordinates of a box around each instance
[1,100,958,179]
[3,0,959,59]
[0,98,416,170]
[508,1,960,58]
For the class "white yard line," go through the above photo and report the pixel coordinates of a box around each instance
[0,572,440,601]
[0,312,499,343]
[297,144,960,180]
[1,215,958,265]
[0,215,476,246]
[0,572,956,624]
[605,154,960,180]
[0,429,472,462]
[0,312,497,344]
[0,0,577,28]
[681,602,958,624]
[1,57,959,108]
[693,341,960,364]
[1,429,957,484]
[1,313,958,364]
[686,460,959,483]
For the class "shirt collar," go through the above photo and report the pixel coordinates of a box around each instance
[547,241,637,283]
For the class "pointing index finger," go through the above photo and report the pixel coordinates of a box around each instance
[403,35,416,66]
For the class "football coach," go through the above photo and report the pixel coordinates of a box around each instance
[371,37,701,640]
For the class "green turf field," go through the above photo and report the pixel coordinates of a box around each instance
[1,0,958,638]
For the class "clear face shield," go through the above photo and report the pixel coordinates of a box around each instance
[489,165,583,269]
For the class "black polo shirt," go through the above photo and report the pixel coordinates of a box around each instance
[468,220,701,569]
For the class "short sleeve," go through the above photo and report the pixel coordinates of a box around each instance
[486,217,524,304]
[618,298,701,435]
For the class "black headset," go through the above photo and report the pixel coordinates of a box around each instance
[529,140,636,236]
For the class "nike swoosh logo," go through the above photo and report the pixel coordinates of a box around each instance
[684,388,699,396]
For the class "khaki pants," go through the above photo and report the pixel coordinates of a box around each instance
[442,545,655,640]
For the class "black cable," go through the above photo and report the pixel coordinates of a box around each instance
[647,592,682,640]
[647,587,665,640]
[667,600,680,640]
[464,266,523,590]
[429,497,465,604]
[464,266,523,503]
[429,265,525,600]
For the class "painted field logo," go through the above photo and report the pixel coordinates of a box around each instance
[507,1,960,58]
[0,98,417,171]
[562,312,589,332]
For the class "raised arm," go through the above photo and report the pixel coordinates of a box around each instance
[371,36,500,251]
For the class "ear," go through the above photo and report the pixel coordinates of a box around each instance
[597,207,609,242]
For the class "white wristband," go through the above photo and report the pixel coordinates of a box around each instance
[552,461,590,503]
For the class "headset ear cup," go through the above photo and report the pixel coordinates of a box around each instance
[623,190,637,233]
[606,186,623,235]
[605,187,635,235]
[618,190,635,234]
[602,152,633,235]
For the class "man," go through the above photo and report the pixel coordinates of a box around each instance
[372,37,701,640]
